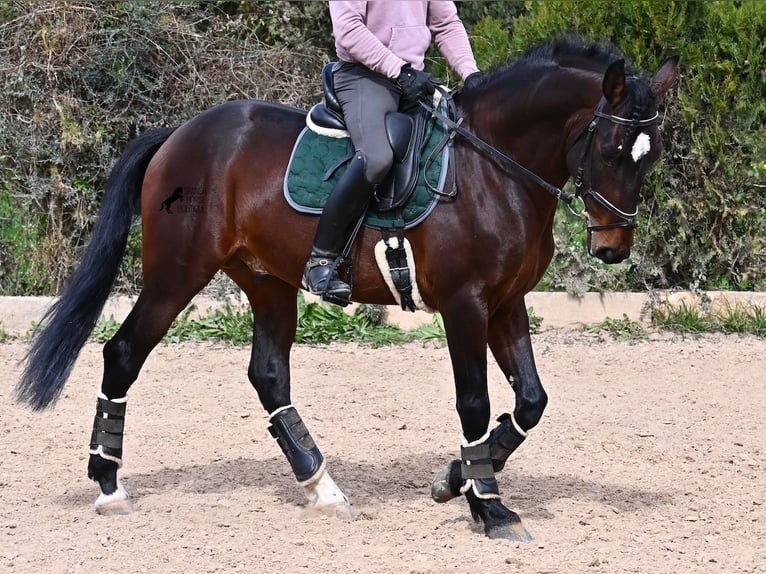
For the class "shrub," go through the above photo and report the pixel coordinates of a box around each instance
[510,0,766,292]
[0,1,331,294]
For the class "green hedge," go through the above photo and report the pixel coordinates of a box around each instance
[506,0,766,291]
[0,1,763,295]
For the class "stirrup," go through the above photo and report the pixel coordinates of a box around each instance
[302,255,351,307]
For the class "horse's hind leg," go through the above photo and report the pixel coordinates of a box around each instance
[88,273,216,515]
[228,266,354,519]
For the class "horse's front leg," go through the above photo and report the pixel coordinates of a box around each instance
[432,297,533,541]
[238,276,354,519]
[485,298,548,465]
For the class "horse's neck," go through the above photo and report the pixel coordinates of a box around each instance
[464,70,599,186]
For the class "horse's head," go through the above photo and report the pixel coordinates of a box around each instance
[567,55,679,264]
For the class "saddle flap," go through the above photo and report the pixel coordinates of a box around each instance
[385,112,414,163]
[373,106,430,212]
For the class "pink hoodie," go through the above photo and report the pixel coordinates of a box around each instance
[329,1,479,80]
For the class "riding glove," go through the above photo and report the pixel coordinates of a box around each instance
[396,64,435,108]
[463,71,484,90]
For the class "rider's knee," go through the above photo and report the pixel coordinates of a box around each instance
[361,147,394,184]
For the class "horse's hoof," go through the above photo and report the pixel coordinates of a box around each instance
[431,461,460,503]
[330,501,356,521]
[94,484,134,516]
[302,468,354,519]
[485,518,533,542]
[305,500,356,521]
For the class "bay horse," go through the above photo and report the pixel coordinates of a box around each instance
[16,38,678,540]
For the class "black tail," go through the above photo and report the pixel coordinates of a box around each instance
[15,127,176,410]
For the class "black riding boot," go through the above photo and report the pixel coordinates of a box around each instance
[302,152,376,305]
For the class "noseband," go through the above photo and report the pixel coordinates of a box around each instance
[421,89,659,233]
[572,97,659,232]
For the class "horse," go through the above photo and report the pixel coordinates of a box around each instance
[16,38,678,540]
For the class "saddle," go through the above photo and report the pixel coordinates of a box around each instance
[307,62,431,212]
[285,65,456,312]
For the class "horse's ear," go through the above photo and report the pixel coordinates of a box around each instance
[602,59,626,105]
[650,55,680,103]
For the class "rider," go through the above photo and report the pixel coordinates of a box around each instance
[302,1,483,305]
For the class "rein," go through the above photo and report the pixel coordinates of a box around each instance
[420,90,575,204]
[420,87,659,231]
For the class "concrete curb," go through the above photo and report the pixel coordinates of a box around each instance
[2,291,765,336]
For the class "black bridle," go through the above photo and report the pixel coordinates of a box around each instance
[572,97,659,231]
[421,90,659,232]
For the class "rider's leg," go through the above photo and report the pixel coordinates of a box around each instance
[302,63,399,304]
[302,151,376,302]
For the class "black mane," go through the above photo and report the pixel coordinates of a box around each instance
[518,36,632,75]
[458,36,656,130]
[463,36,636,95]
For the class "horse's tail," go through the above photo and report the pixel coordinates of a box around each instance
[16,127,177,410]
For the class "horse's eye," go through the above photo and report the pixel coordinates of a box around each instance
[600,144,621,165]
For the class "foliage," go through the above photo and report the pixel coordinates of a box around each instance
[513,0,766,292]
[0,1,331,294]
[587,314,649,343]
[295,297,413,345]
[0,0,764,296]
[88,297,552,345]
[429,1,524,82]
[651,299,766,337]
[91,296,429,346]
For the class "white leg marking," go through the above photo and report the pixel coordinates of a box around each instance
[302,468,355,520]
[94,480,134,515]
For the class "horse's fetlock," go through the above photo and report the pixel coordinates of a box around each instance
[88,453,119,494]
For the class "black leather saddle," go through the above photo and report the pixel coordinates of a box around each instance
[308,63,431,212]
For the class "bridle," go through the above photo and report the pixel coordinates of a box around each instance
[420,88,659,233]
[571,97,659,232]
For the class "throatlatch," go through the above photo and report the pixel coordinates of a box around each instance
[268,405,325,484]
[89,393,127,467]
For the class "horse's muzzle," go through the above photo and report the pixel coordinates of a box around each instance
[593,245,630,264]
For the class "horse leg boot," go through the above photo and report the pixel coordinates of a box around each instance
[428,432,532,541]
[268,405,354,519]
[432,412,527,503]
[87,393,133,515]
[302,152,375,306]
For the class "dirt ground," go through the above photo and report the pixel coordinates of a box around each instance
[1,331,764,574]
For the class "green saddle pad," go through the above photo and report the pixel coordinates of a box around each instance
[284,110,449,230]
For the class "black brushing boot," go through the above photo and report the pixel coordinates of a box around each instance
[302,151,375,306]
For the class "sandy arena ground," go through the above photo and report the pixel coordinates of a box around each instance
[1,332,764,573]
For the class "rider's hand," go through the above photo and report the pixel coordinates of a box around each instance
[463,71,484,91]
[396,64,435,107]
